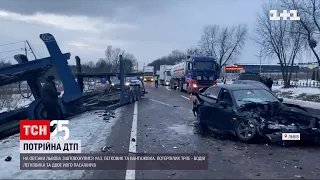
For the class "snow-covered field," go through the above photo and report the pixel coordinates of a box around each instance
[273,85,320,103]
[0,94,34,113]
[0,107,123,179]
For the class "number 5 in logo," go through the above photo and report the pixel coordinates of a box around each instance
[50,120,70,140]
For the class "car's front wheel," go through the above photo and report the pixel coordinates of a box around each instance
[235,118,258,142]
[196,108,209,136]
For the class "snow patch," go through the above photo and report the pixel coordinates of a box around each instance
[0,107,123,179]
[283,98,320,110]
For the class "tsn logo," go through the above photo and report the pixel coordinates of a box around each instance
[20,120,70,140]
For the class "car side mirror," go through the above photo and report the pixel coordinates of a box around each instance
[218,101,229,108]
[278,98,283,102]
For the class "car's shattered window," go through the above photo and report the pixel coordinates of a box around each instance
[233,89,279,106]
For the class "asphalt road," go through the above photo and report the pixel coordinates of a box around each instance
[84,82,320,179]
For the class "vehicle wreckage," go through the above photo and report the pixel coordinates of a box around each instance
[236,100,320,144]
[192,84,320,145]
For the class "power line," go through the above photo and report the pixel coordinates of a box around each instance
[0,41,25,47]
[0,56,15,61]
[27,41,41,59]
[0,48,29,54]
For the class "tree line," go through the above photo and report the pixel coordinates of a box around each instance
[0,45,138,80]
[148,0,320,88]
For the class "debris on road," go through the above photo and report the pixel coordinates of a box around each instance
[4,156,11,162]
[101,145,113,152]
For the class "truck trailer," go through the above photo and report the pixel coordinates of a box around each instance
[159,65,173,85]
[170,56,220,93]
[143,66,154,82]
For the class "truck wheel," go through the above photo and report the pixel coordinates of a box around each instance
[179,82,184,92]
[34,102,63,120]
[134,91,138,101]
[129,94,134,104]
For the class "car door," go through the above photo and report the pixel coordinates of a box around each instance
[214,89,236,130]
[198,87,221,127]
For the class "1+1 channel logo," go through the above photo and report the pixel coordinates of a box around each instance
[269,10,300,21]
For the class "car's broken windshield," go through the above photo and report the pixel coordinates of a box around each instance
[233,89,279,106]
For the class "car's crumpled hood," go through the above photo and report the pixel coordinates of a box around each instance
[237,101,320,143]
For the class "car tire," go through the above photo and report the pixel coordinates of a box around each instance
[235,118,258,142]
[129,94,134,104]
[196,108,209,136]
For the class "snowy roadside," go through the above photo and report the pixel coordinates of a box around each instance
[0,107,123,179]
[273,85,320,103]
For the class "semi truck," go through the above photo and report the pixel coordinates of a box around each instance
[143,66,154,82]
[159,65,173,85]
[170,56,220,93]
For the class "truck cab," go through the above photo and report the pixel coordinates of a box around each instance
[164,68,172,86]
[170,56,220,93]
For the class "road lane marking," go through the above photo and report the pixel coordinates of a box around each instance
[181,95,189,100]
[125,101,138,180]
[150,98,193,112]
[166,87,171,91]
[150,98,177,107]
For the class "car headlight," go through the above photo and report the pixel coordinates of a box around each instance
[111,83,115,86]
[151,78,154,81]
[125,82,130,86]
[140,76,143,79]
[165,81,169,84]
[193,84,197,88]
[144,79,146,81]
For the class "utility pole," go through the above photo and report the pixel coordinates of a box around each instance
[254,48,262,74]
[24,41,28,57]
[259,49,262,74]
[26,40,37,60]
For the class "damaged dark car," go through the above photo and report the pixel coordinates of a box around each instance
[192,84,320,144]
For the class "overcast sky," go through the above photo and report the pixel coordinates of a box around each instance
[1,0,314,70]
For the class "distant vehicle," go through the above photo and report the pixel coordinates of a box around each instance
[143,66,154,82]
[159,65,173,86]
[233,80,276,95]
[163,66,173,86]
[129,79,145,95]
[236,72,271,88]
[192,84,320,144]
[94,81,111,92]
[109,80,130,91]
[170,56,220,93]
[216,79,224,85]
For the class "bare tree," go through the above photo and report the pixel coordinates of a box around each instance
[255,3,305,88]
[281,0,320,65]
[103,45,137,73]
[198,24,247,68]
[186,47,203,56]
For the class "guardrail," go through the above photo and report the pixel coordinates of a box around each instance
[275,80,320,88]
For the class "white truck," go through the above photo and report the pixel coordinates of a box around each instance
[143,66,154,82]
[159,65,173,85]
